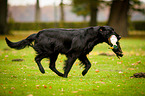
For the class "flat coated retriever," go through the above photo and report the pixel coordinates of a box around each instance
[5,26,123,78]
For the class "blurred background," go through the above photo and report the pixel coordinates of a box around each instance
[0,0,145,37]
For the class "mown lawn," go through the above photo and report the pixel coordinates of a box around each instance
[0,31,145,96]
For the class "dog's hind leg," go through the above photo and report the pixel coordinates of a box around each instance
[49,54,64,77]
[63,56,77,78]
[35,54,46,73]
[79,55,91,76]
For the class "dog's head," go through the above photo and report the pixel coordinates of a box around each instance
[98,26,123,58]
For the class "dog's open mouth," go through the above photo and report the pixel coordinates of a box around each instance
[108,35,123,58]
[116,51,123,58]
[112,44,123,58]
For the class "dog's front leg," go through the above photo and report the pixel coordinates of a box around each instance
[49,54,64,77]
[63,56,77,78]
[79,55,91,76]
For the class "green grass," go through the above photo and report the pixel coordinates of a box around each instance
[0,31,145,96]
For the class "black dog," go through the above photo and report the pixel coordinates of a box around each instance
[5,26,123,78]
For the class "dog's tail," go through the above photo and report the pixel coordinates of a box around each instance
[5,34,37,50]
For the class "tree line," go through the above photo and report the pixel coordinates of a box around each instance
[0,0,144,37]
[72,0,144,37]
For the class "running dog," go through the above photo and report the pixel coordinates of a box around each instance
[5,26,123,78]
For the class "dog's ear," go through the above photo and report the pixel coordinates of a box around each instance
[98,26,108,37]
[86,27,94,34]
[98,26,105,32]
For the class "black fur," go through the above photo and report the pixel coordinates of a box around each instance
[5,26,123,78]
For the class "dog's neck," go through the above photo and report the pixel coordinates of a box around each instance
[95,34,106,44]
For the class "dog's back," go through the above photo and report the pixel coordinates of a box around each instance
[37,28,87,39]
[34,28,89,55]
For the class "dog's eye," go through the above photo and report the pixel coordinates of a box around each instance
[100,29,102,31]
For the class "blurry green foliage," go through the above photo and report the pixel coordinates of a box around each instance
[130,21,145,31]
[8,21,144,31]
[71,4,90,22]
[8,22,106,30]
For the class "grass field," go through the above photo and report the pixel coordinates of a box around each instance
[0,31,145,96]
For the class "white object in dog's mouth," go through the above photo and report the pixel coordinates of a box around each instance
[109,35,118,45]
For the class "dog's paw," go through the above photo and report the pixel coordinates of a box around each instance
[82,71,87,76]
[39,67,45,74]
[40,70,45,74]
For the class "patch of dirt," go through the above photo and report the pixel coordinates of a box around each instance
[3,48,11,51]
[99,53,115,56]
[12,59,24,62]
[131,72,145,78]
